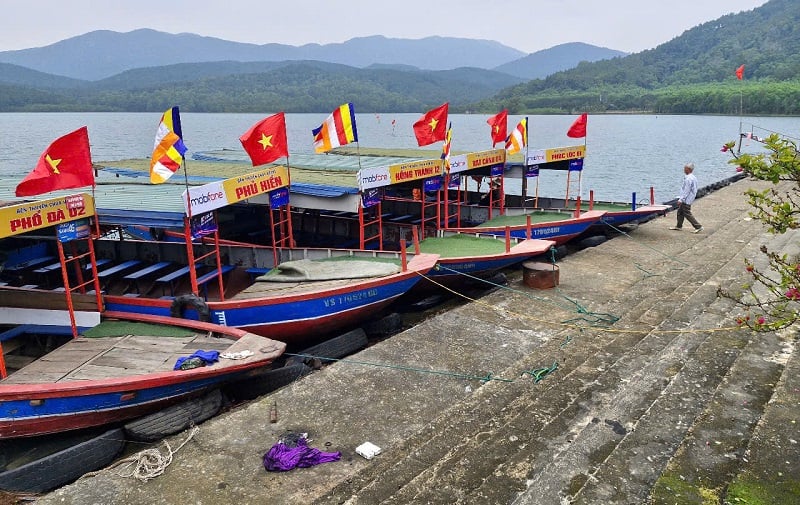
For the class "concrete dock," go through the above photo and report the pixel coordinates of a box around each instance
[37,176,800,504]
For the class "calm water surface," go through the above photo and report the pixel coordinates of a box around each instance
[1,113,797,203]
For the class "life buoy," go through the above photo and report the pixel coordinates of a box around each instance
[170,294,211,322]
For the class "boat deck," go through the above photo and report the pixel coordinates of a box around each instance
[476,210,578,227]
[2,332,272,385]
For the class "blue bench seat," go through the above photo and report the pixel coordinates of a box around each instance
[123,261,173,293]
[4,255,56,272]
[84,258,112,271]
[197,265,235,300]
[33,261,64,274]
[155,265,194,296]
[97,260,142,280]
[246,267,272,282]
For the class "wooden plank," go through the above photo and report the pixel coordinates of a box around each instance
[0,288,98,312]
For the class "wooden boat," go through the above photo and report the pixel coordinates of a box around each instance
[1,427,125,493]
[501,157,670,229]
[1,192,439,346]
[0,287,286,439]
[412,229,554,288]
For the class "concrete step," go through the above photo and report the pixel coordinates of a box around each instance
[315,205,781,504]
[724,332,800,503]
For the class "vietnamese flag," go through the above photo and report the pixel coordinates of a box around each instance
[487,110,508,147]
[736,64,745,80]
[240,112,289,166]
[413,103,449,146]
[566,113,588,138]
[16,126,95,197]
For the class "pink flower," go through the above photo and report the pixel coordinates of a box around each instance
[757,316,766,325]
[721,145,729,152]
[785,287,800,300]
[736,166,744,172]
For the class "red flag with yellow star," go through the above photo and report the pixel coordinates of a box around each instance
[239,112,289,166]
[15,126,94,197]
[413,103,449,146]
[487,109,508,147]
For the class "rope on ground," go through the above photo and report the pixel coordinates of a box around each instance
[84,426,199,483]
[285,352,514,383]
[433,263,620,325]
[602,221,691,267]
[525,361,559,384]
[415,270,746,335]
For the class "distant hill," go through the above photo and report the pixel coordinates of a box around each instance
[0,59,525,112]
[0,29,527,80]
[493,42,627,80]
[0,63,86,89]
[484,0,800,115]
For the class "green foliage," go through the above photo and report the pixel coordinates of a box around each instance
[479,0,800,115]
[2,0,800,113]
[718,134,800,331]
[0,61,522,113]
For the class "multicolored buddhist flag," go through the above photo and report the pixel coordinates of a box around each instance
[487,110,508,147]
[150,106,187,184]
[16,126,95,197]
[240,112,289,166]
[505,118,527,156]
[441,123,453,170]
[736,64,745,80]
[312,103,358,153]
[413,103,449,146]
[566,113,588,138]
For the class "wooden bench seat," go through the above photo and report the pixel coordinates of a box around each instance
[155,265,194,296]
[97,260,142,280]
[84,258,112,271]
[245,267,272,282]
[4,255,56,272]
[123,261,173,293]
[197,265,235,300]
[33,261,64,274]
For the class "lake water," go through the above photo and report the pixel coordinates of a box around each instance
[1,112,797,203]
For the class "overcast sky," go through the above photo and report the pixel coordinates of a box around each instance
[2,0,768,54]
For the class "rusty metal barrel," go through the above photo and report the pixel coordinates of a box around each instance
[522,261,559,289]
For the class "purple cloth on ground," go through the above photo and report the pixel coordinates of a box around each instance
[173,349,220,370]
[263,437,341,472]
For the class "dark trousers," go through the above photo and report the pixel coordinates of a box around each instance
[677,203,701,229]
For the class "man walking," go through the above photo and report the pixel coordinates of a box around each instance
[670,162,703,233]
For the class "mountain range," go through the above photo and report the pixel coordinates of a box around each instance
[0,0,797,115]
[0,30,624,82]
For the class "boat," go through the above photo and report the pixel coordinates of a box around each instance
[1,427,125,493]
[411,229,554,289]
[0,189,439,345]
[501,144,670,230]
[0,287,286,439]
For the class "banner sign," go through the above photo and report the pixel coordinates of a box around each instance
[525,145,585,167]
[525,165,540,178]
[424,176,443,192]
[183,166,290,215]
[190,211,217,240]
[0,193,95,239]
[448,148,506,175]
[57,218,91,243]
[569,158,584,171]
[358,158,442,190]
[269,187,290,208]
[361,188,381,208]
[447,174,461,189]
